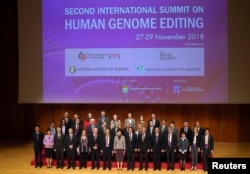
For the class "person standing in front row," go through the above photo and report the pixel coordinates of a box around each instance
[178,132,189,170]
[189,127,201,171]
[201,128,214,172]
[65,128,78,169]
[113,129,126,171]
[137,127,150,171]
[165,126,177,171]
[89,127,101,170]
[150,127,164,171]
[101,128,114,170]
[54,127,65,169]
[43,128,54,168]
[32,125,44,168]
[125,127,137,171]
[78,130,90,169]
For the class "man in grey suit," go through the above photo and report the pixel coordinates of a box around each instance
[97,110,110,128]
[124,113,136,129]
[54,127,65,169]
[170,121,178,138]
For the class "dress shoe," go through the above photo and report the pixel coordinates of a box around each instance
[35,165,38,168]
[190,167,194,170]
[39,165,42,168]
[145,168,148,171]
[127,168,130,171]
[131,168,134,171]
[167,167,171,170]
[138,168,143,171]
[67,166,71,169]
[91,167,95,169]
[108,168,111,170]
[56,166,60,169]
[172,167,174,170]
[61,166,63,169]
[103,167,106,170]
[72,166,75,170]
[97,167,99,170]
[79,166,82,169]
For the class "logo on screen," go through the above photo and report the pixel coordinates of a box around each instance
[173,85,181,94]
[69,66,77,74]
[122,85,129,94]
[137,66,144,73]
[78,51,87,61]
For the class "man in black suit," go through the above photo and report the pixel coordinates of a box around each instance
[71,113,83,128]
[196,121,204,162]
[99,121,108,136]
[146,120,155,137]
[160,119,168,135]
[125,127,137,171]
[123,122,131,136]
[65,128,78,169]
[148,113,160,128]
[165,126,178,170]
[137,127,150,171]
[97,110,110,128]
[101,128,114,170]
[72,118,83,137]
[150,127,163,171]
[89,127,101,169]
[63,111,73,129]
[111,122,119,136]
[86,118,98,137]
[180,121,193,161]
[54,127,65,169]
[201,128,214,171]
[32,125,44,168]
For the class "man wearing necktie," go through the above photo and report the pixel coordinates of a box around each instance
[201,128,214,172]
[151,127,163,171]
[65,128,77,169]
[54,127,65,169]
[137,127,150,171]
[180,121,192,162]
[165,127,177,170]
[101,128,114,170]
[125,127,137,171]
[90,128,101,170]
[32,125,44,168]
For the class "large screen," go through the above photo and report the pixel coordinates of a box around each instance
[42,0,227,103]
[19,0,229,103]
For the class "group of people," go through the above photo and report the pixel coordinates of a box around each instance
[32,110,214,171]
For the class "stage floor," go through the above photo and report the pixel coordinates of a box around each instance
[0,139,249,174]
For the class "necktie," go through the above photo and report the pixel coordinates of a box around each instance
[94,134,96,141]
[142,134,145,142]
[70,135,72,141]
[156,135,158,143]
[58,134,61,139]
[185,127,187,133]
[130,134,132,141]
[162,126,164,133]
[168,135,171,147]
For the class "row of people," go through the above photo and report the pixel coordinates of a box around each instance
[32,124,214,171]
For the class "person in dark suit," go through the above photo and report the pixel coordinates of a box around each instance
[137,127,150,171]
[189,127,201,171]
[86,118,98,137]
[150,127,164,171]
[169,121,178,138]
[148,113,160,128]
[54,127,65,169]
[99,121,108,136]
[72,118,83,137]
[125,127,137,171]
[32,125,44,168]
[111,122,120,136]
[89,127,101,169]
[178,132,189,170]
[195,121,204,163]
[60,119,68,135]
[65,128,78,169]
[164,126,177,170]
[77,130,90,169]
[180,121,192,162]
[101,128,114,170]
[123,122,131,136]
[201,128,214,172]
[146,120,155,137]
[71,113,83,128]
[63,111,73,129]
[159,119,168,135]
[97,110,110,128]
